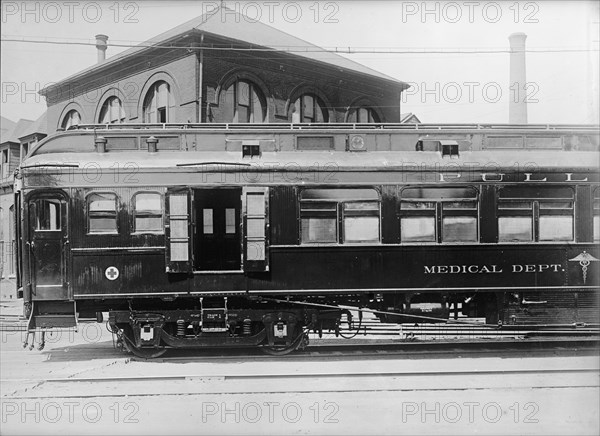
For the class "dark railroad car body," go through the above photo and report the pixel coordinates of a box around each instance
[14,123,600,356]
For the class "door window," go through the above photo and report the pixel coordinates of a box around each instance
[32,198,62,231]
[28,194,67,289]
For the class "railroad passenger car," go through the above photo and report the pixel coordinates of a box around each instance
[13,123,600,356]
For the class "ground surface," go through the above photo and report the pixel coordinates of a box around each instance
[1,296,599,436]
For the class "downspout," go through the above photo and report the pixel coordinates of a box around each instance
[198,33,204,123]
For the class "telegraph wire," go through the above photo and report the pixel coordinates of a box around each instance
[2,36,598,54]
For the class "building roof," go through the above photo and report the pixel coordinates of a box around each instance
[1,116,17,142]
[18,112,48,141]
[0,118,33,145]
[400,113,421,123]
[42,6,405,95]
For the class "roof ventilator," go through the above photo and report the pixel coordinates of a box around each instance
[440,140,459,158]
[147,136,158,153]
[242,140,261,158]
[415,139,460,157]
[94,136,107,153]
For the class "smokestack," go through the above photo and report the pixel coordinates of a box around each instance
[95,34,108,64]
[508,32,527,124]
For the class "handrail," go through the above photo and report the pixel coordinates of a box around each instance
[67,122,600,133]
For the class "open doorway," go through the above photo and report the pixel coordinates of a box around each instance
[194,188,242,271]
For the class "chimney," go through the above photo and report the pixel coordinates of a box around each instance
[95,34,108,64]
[508,32,528,124]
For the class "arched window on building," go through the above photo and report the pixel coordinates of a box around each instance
[143,81,171,123]
[347,107,380,123]
[98,96,126,124]
[61,110,81,129]
[222,80,266,123]
[291,94,328,123]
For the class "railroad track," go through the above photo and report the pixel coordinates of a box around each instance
[2,325,599,360]
[3,338,598,377]
[9,366,600,384]
[0,314,25,321]
[316,322,600,339]
[4,363,598,400]
[0,321,25,331]
[2,306,598,336]
[2,315,598,336]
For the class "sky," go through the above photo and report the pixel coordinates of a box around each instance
[1,0,599,124]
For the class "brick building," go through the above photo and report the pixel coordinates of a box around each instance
[0,114,47,281]
[40,7,408,132]
[3,7,408,286]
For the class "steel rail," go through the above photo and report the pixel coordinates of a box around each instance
[4,366,599,385]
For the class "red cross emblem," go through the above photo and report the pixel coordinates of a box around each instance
[105,266,120,281]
